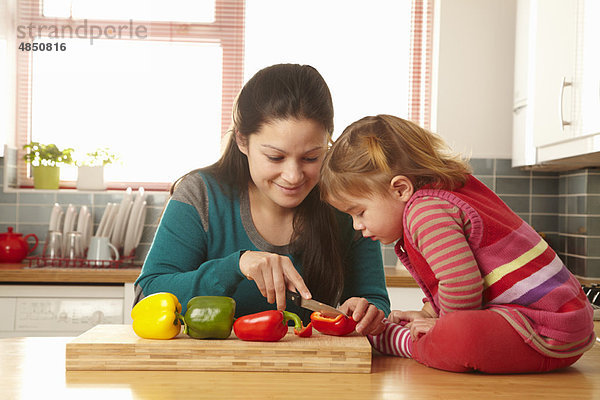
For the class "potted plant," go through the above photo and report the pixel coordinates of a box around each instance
[22,142,74,189]
[75,148,119,190]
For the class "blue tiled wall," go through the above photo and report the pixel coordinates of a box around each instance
[2,155,599,277]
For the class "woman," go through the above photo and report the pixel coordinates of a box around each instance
[134,64,390,335]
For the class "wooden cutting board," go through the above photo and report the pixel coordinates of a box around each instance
[66,324,372,373]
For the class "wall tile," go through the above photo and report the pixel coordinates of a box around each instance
[19,192,56,204]
[0,205,17,223]
[588,217,600,235]
[531,214,558,233]
[588,238,600,257]
[559,176,567,195]
[567,174,587,195]
[496,177,530,195]
[0,192,17,204]
[496,159,530,176]
[18,204,52,224]
[532,177,559,195]
[500,195,530,213]
[567,216,587,235]
[531,196,558,214]
[583,258,600,278]
[469,158,494,175]
[588,195,600,214]
[588,173,600,194]
[566,196,587,214]
[57,192,94,206]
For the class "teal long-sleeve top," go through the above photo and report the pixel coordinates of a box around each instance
[134,171,390,322]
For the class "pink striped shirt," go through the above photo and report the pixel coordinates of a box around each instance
[396,175,595,358]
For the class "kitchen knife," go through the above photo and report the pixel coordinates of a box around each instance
[286,290,345,318]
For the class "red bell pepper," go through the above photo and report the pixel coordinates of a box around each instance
[294,321,313,338]
[310,312,357,336]
[233,310,304,342]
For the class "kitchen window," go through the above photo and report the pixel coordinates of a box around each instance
[12,0,433,190]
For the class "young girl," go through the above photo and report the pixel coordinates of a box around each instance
[320,114,596,373]
[134,64,389,335]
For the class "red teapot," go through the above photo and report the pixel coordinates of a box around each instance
[0,227,39,263]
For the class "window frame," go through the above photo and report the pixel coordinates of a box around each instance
[15,0,245,190]
[13,0,433,191]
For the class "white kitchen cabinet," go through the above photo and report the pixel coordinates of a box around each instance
[513,0,600,167]
[531,0,578,149]
[0,283,134,337]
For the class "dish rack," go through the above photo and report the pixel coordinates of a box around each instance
[26,255,136,269]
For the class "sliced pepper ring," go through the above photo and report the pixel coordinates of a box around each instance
[310,311,357,336]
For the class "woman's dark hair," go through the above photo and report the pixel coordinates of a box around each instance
[172,64,344,305]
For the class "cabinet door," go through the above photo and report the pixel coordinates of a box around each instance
[579,0,600,137]
[531,0,578,148]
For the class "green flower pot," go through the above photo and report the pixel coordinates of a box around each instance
[32,165,60,190]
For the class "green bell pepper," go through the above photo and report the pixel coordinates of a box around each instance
[183,296,236,339]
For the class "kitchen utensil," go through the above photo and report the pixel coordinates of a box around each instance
[0,227,39,263]
[285,290,345,318]
[66,324,371,373]
[87,236,119,261]
[64,231,84,260]
[42,231,63,259]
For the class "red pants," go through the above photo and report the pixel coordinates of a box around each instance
[411,309,582,373]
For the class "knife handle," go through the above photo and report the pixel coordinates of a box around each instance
[285,290,302,306]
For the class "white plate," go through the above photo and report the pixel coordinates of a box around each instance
[62,204,78,252]
[102,203,119,239]
[76,206,92,250]
[110,188,133,249]
[123,200,146,258]
[76,206,88,234]
[133,202,147,250]
[96,203,114,237]
[48,203,63,231]
[85,212,93,249]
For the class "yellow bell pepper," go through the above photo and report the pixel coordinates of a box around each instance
[131,292,183,339]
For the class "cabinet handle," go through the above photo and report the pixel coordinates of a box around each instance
[560,77,572,131]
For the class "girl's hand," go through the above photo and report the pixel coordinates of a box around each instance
[407,317,438,340]
[387,309,430,325]
[239,251,311,310]
[339,297,386,336]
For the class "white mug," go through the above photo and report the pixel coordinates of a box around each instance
[87,236,119,261]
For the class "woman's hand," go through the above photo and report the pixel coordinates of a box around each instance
[339,297,386,336]
[239,251,311,310]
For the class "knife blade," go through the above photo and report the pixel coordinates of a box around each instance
[286,290,345,318]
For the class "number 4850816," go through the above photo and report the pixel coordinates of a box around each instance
[19,42,67,52]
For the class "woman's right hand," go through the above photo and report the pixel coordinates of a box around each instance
[239,250,311,311]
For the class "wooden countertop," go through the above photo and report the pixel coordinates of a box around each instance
[0,263,596,288]
[2,323,599,399]
[0,263,141,283]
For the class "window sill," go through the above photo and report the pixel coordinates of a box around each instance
[3,185,169,194]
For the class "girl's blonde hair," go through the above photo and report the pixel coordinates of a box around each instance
[320,114,471,202]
